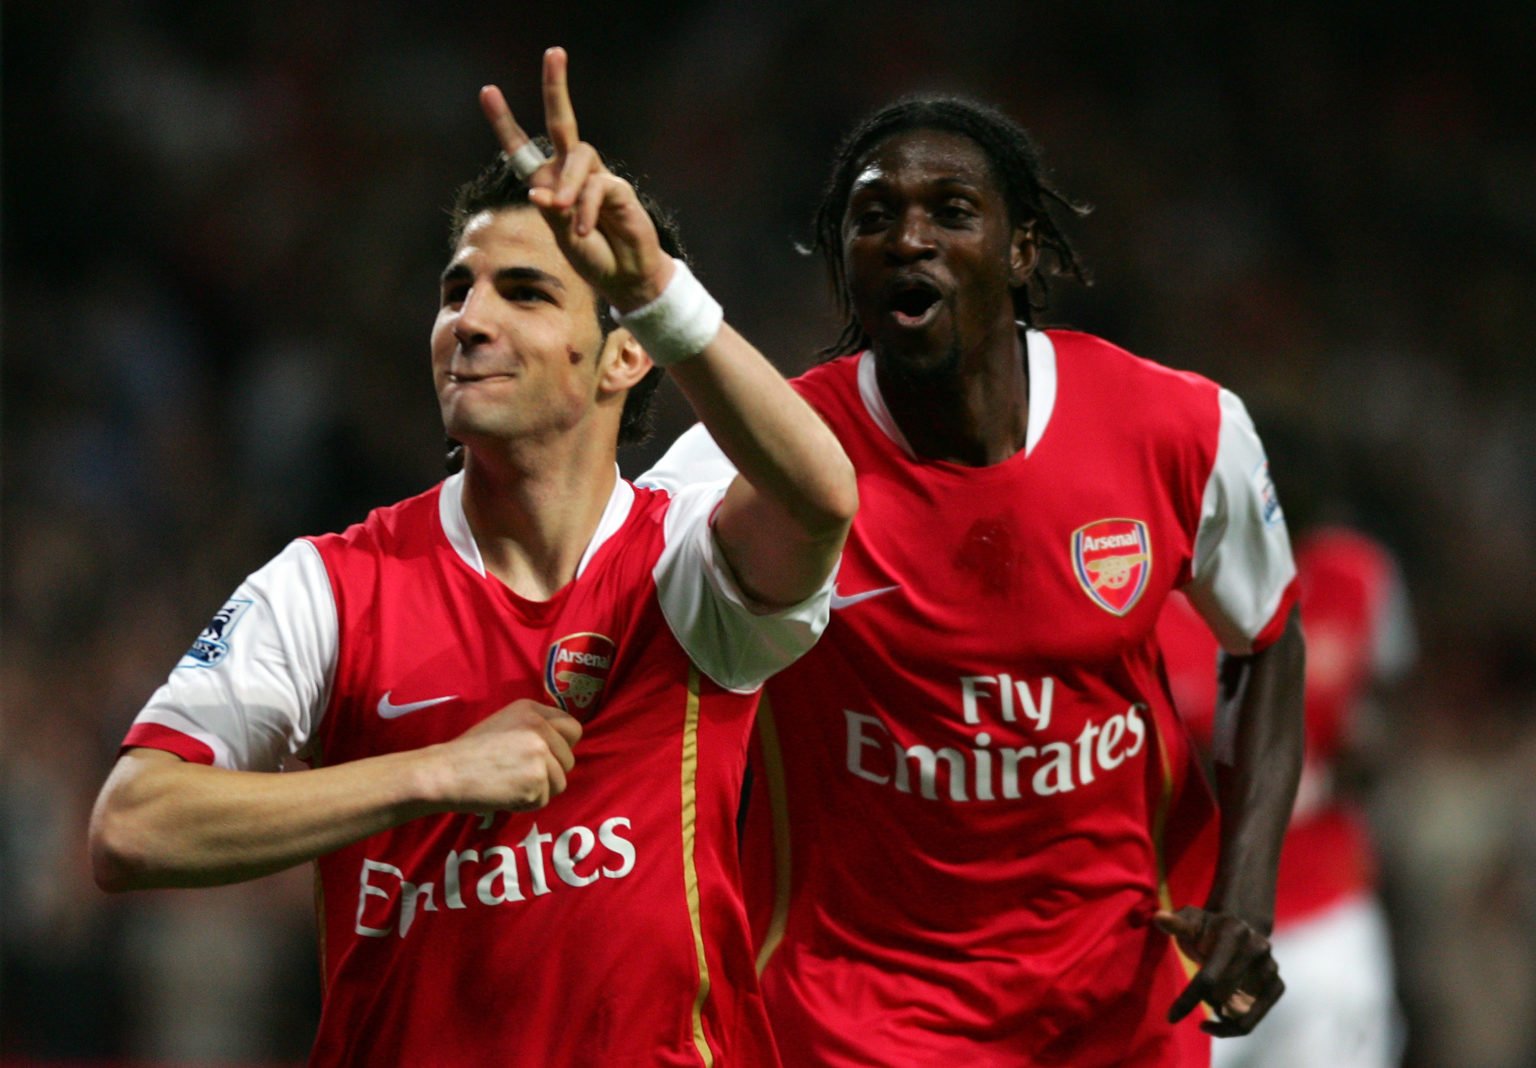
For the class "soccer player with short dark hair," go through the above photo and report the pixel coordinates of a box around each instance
[90,50,855,1066]
[644,93,1305,1066]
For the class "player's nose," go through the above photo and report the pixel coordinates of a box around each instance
[453,283,497,348]
[885,206,938,262]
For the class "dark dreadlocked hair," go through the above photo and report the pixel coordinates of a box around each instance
[809,95,1091,359]
[442,141,690,470]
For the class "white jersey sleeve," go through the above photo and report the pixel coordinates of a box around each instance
[1184,389,1298,654]
[130,539,337,770]
[636,421,736,492]
[644,438,834,694]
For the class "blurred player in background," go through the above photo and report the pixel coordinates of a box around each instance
[643,94,1305,1065]
[88,49,854,1066]
[1158,525,1414,1068]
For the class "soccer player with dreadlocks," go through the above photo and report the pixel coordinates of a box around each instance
[643,95,1304,1066]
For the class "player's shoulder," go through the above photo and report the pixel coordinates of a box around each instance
[585,480,676,572]
[1046,328,1224,441]
[1048,328,1221,398]
[306,482,445,559]
[788,352,861,406]
[626,480,675,524]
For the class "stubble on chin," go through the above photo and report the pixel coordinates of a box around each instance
[440,399,509,448]
[879,336,963,393]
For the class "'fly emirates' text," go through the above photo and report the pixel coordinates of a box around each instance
[845,674,1147,802]
[355,816,635,938]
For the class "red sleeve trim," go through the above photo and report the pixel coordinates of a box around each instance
[121,723,216,765]
[1249,577,1300,653]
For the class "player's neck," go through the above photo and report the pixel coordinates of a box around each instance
[458,442,618,601]
[877,326,1029,466]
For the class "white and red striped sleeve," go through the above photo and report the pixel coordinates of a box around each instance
[121,540,337,770]
[1183,389,1299,654]
[644,465,835,695]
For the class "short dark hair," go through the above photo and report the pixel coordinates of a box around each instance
[810,95,1091,358]
[444,141,688,461]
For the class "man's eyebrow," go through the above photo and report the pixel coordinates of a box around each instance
[931,175,983,191]
[851,173,983,192]
[439,263,566,289]
[849,172,888,194]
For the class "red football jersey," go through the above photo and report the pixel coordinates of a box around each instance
[1158,526,1413,927]
[121,473,835,1066]
[643,330,1298,1066]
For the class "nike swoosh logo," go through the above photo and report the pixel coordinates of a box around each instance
[377,692,459,719]
[830,583,901,610]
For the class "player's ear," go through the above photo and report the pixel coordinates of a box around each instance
[597,328,653,396]
[1010,223,1039,287]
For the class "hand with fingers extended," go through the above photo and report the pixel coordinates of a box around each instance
[1154,906,1284,1038]
[424,698,582,814]
[478,47,674,312]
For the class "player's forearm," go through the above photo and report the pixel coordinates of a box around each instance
[667,322,856,538]
[1206,607,1305,930]
[89,747,448,891]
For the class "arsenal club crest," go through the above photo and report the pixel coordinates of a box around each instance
[1072,518,1152,616]
[545,632,616,714]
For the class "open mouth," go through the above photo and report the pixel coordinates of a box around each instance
[887,278,943,328]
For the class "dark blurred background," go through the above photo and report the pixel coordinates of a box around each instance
[4,2,1534,1065]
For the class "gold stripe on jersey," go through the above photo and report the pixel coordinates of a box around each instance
[680,666,716,1066]
[1150,721,1177,915]
[753,694,792,975]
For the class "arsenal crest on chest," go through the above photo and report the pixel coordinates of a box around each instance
[544,632,617,714]
[1071,519,1152,616]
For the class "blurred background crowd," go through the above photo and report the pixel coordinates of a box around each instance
[3,2,1533,1065]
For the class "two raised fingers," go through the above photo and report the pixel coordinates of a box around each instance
[476,47,571,163]
[479,47,607,227]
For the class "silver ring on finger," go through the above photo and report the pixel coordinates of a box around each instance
[509,142,549,181]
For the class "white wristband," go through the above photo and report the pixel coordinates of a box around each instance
[612,258,723,367]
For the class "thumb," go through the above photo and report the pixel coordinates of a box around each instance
[1153,907,1202,942]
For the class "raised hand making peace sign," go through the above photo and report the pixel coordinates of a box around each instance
[478,48,675,314]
